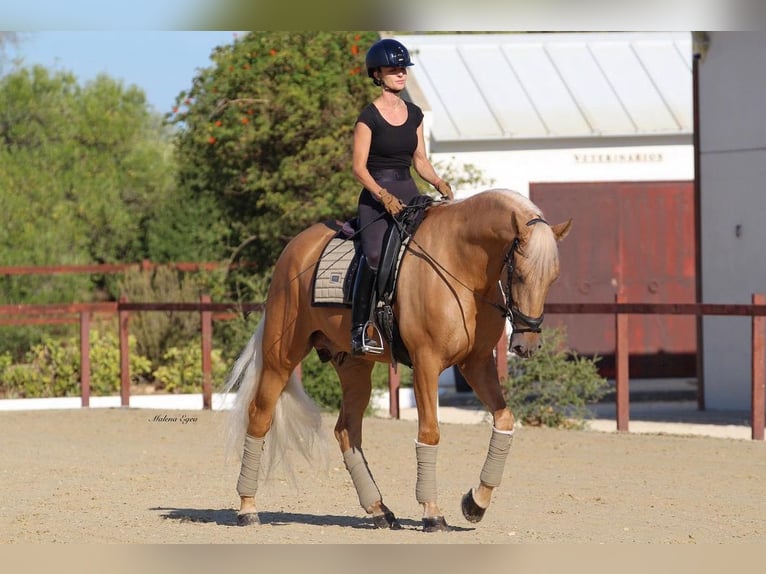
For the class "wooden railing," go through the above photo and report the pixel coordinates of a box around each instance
[1,294,764,440]
[0,260,244,276]
[546,294,766,440]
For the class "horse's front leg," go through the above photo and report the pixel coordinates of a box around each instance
[333,358,401,529]
[457,357,516,523]
[412,361,452,532]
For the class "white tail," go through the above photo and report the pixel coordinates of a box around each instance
[223,317,329,482]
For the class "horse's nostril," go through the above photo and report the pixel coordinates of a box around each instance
[512,345,526,356]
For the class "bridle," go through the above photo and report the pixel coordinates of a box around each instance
[498,217,549,334]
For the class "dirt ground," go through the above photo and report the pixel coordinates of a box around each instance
[1,407,764,544]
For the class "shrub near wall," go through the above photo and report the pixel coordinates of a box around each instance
[503,327,609,428]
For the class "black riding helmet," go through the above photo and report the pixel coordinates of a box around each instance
[366,39,414,85]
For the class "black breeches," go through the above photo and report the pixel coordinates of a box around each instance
[357,179,420,271]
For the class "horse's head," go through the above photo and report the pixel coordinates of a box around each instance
[507,211,572,358]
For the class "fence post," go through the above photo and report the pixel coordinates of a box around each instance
[752,293,765,440]
[80,311,91,407]
[615,292,630,432]
[119,295,130,407]
[200,294,212,410]
[389,364,400,419]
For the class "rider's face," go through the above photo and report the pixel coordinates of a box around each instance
[378,66,408,90]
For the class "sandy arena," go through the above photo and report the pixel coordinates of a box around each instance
[1,407,764,543]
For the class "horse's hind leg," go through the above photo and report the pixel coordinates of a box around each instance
[235,361,296,525]
[332,357,401,530]
[457,355,515,523]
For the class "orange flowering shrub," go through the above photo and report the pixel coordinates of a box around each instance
[170,31,380,280]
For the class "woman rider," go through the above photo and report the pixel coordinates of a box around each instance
[350,38,453,355]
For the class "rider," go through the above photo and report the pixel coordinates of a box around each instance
[350,38,453,355]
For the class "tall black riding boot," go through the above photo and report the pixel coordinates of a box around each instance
[350,258,379,355]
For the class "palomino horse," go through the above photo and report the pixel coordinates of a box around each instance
[223,188,572,532]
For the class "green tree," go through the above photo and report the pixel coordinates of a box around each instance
[0,33,18,70]
[169,31,380,288]
[0,65,178,356]
[0,66,177,290]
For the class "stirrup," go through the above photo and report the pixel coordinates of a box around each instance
[361,321,385,355]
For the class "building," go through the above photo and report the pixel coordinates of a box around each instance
[697,32,766,411]
[391,31,693,196]
[390,32,701,393]
[397,31,766,413]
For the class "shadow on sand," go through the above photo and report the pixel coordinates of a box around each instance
[152,507,473,532]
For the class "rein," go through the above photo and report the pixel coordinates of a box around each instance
[397,207,549,334]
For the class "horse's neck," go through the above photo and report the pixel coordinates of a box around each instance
[451,192,534,287]
[462,192,532,248]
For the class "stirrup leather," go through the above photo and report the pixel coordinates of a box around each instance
[361,320,385,355]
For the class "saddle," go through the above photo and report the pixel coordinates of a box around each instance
[312,195,434,367]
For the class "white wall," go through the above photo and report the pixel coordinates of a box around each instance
[422,103,694,199]
[432,144,693,198]
[699,32,766,410]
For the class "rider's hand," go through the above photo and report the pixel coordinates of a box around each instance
[435,180,453,200]
[378,188,405,216]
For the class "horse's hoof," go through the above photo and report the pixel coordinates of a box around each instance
[422,516,452,533]
[372,511,402,530]
[461,489,487,523]
[236,512,261,526]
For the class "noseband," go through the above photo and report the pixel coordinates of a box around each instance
[500,217,548,334]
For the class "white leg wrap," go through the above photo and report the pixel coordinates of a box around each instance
[415,441,439,504]
[236,434,265,498]
[343,447,382,511]
[479,427,514,488]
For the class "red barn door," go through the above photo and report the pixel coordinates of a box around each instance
[531,181,696,377]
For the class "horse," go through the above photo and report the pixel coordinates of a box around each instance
[223,188,572,532]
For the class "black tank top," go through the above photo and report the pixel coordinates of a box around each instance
[355,100,424,171]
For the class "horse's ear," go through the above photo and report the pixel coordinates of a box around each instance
[552,219,573,242]
[513,210,530,241]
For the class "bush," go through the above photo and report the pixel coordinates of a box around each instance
[152,342,229,394]
[0,352,11,373]
[503,327,609,428]
[0,330,152,398]
[0,328,237,398]
[117,266,208,365]
[88,330,153,395]
[213,312,265,367]
[300,349,390,412]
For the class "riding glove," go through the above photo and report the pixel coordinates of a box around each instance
[378,188,405,216]
[435,180,453,200]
